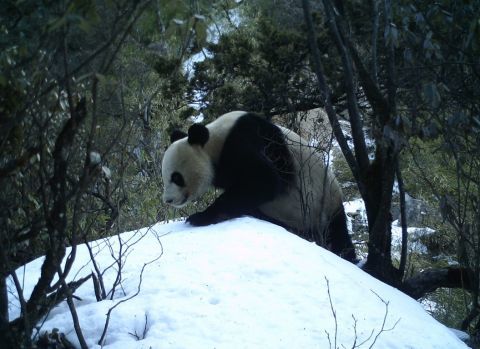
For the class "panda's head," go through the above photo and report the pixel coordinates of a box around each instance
[162,123,212,208]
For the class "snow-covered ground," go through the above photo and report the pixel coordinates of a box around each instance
[8,217,468,349]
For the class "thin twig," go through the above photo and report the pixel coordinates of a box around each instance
[368,291,401,348]
[98,229,163,346]
[325,277,338,349]
[56,266,89,349]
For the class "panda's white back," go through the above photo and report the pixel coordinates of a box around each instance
[203,115,343,234]
[260,126,343,235]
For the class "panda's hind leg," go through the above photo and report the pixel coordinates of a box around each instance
[328,207,357,263]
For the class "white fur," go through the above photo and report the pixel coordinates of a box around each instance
[202,111,247,162]
[259,126,343,235]
[162,111,246,207]
[162,111,343,236]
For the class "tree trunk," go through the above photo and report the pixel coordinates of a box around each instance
[3,321,28,349]
[301,0,400,286]
[0,276,10,346]
[402,267,475,300]
[362,150,400,285]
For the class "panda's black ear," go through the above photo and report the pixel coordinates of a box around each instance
[170,129,187,143]
[187,123,209,146]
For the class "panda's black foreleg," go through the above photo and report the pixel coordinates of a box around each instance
[188,165,282,226]
[186,193,236,226]
[186,210,219,226]
[187,143,287,226]
[186,186,275,226]
[186,199,255,226]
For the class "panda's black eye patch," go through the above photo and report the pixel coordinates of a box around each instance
[171,172,185,187]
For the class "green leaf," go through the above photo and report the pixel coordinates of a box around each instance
[162,0,189,24]
[221,0,241,10]
[47,16,67,32]
[78,18,93,33]
[194,19,208,48]
[95,73,107,84]
[423,82,441,108]
[384,24,399,48]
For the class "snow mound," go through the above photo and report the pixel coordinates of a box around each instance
[9,217,468,348]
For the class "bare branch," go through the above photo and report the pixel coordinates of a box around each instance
[301,0,360,186]
[342,34,390,126]
[86,241,107,301]
[9,274,91,335]
[97,229,163,346]
[8,270,32,348]
[325,277,338,349]
[383,0,397,113]
[368,291,401,349]
[55,265,88,349]
[128,313,149,340]
[322,0,370,173]
[370,0,380,85]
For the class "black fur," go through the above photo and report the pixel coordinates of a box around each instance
[185,112,356,262]
[187,113,294,225]
[188,123,209,146]
[327,207,356,262]
[170,130,187,143]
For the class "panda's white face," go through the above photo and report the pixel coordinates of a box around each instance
[162,140,214,208]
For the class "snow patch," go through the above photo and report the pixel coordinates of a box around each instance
[8,218,468,349]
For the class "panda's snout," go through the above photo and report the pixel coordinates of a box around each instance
[163,195,174,204]
[163,193,189,208]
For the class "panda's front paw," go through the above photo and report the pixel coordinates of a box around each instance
[187,212,215,226]
[187,210,231,226]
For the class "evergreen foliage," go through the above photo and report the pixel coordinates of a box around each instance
[1,0,479,346]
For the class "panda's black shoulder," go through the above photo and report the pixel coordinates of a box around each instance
[218,112,294,185]
[227,112,284,144]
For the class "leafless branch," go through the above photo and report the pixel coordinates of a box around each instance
[55,265,88,349]
[383,0,397,112]
[97,230,163,346]
[370,0,380,85]
[368,291,400,349]
[351,313,375,348]
[128,312,149,340]
[323,279,400,348]
[325,277,338,349]
[301,0,361,185]
[322,0,370,172]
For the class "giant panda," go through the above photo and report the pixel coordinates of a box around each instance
[162,111,356,261]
